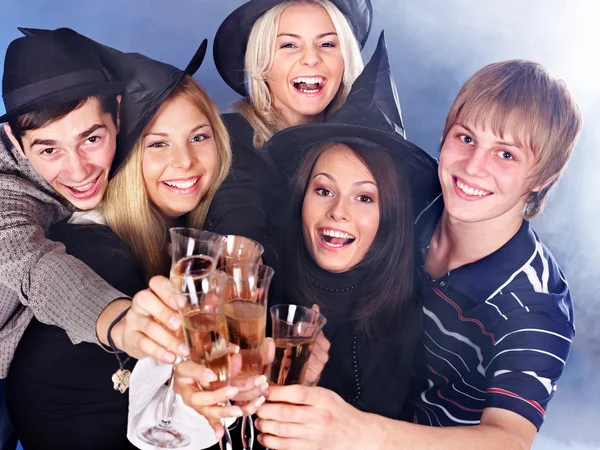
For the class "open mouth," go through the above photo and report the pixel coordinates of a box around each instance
[318,227,356,249]
[62,174,101,200]
[290,76,327,95]
[454,177,492,198]
[161,176,200,194]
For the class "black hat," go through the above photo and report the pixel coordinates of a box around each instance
[214,0,373,96]
[19,28,208,178]
[268,31,441,213]
[1,28,123,123]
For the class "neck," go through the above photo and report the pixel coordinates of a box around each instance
[427,208,523,277]
[273,102,325,127]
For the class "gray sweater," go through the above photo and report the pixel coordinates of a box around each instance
[0,125,124,378]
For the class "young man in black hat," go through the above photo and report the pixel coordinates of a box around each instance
[0,29,190,448]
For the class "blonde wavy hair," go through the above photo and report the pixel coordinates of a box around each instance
[237,0,364,148]
[101,75,232,278]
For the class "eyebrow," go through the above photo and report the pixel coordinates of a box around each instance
[143,123,210,138]
[30,123,108,147]
[313,172,376,187]
[277,32,338,39]
[455,123,522,151]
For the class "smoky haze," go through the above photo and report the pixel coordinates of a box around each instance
[1,1,598,448]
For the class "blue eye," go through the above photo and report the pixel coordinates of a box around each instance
[499,150,514,160]
[320,42,336,48]
[460,134,473,144]
[148,141,167,148]
[280,43,295,49]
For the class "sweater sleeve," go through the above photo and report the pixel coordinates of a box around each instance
[0,172,126,346]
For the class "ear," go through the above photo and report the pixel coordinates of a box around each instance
[115,94,122,133]
[3,124,27,159]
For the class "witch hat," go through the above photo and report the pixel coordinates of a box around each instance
[267,31,441,213]
[1,28,123,123]
[19,27,208,178]
[214,0,373,96]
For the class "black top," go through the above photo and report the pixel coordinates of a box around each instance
[206,112,288,300]
[300,260,422,419]
[6,221,145,450]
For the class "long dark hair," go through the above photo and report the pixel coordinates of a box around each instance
[285,139,415,339]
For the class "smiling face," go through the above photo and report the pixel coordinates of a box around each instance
[302,144,380,273]
[265,2,345,126]
[142,94,219,220]
[439,122,541,227]
[15,98,117,210]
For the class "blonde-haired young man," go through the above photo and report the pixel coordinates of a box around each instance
[254,59,582,450]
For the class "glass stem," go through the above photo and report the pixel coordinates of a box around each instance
[159,366,177,428]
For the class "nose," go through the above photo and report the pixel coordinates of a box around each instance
[328,196,350,222]
[464,147,490,178]
[171,143,194,170]
[65,151,93,183]
[300,45,322,68]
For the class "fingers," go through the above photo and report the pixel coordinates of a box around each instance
[235,394,267,416]
[175,376,242,416]
[303,333,330,385]
[255,418,307,439]
[257,433,310,450]
[265,385,328,407]
[263,337,276,366]
[175,360,217,384]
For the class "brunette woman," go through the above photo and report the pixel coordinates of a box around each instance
[206,0,372,262]
[5,34,231,450]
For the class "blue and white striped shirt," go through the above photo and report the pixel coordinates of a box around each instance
[406,197,574,430]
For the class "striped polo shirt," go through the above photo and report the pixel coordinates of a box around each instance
[405,196,574,430]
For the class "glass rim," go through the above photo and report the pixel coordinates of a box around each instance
[269,303,327,326]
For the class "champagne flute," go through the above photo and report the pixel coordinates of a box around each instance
[137,228,226,448]
[268,304,327,387]
[175,268,233,450]
[264,305,326,450]
[220,235,265,450]
[223,263,273,450]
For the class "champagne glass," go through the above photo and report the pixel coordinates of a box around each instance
[220,235,265,450]
[176,268,233,450]
[137,228,226,448]
[223,264,274,450]
[268,305,327,387]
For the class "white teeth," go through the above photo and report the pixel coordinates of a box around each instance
[164,178,198,189]
[321,229,355,240]
[456,179,489,197]
[70,180,95,192]
[292,76,325,85]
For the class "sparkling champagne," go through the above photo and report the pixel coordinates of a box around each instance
[224,300,266,377]
[268,337,314,386]
[182,310,230,390]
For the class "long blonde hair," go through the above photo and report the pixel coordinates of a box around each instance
[238,0,364,148]
[101,75,232,278]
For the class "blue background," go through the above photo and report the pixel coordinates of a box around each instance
[2,1,599,448]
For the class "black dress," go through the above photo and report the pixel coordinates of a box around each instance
[6,222,145,450]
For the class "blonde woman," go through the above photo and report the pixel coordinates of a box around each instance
[6,39,231,450]
[206,0,372,264]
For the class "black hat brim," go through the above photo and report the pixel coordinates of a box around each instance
[0,80,123,123]
[268,123,441,212]
[214,0,373,96]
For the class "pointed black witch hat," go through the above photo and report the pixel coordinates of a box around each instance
[267,31,441,213]
[214,0,373,96]
[19,27,208,178]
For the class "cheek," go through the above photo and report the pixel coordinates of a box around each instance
[142,153,164,195]
[358,209,380,248]
[28,157,62,184]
